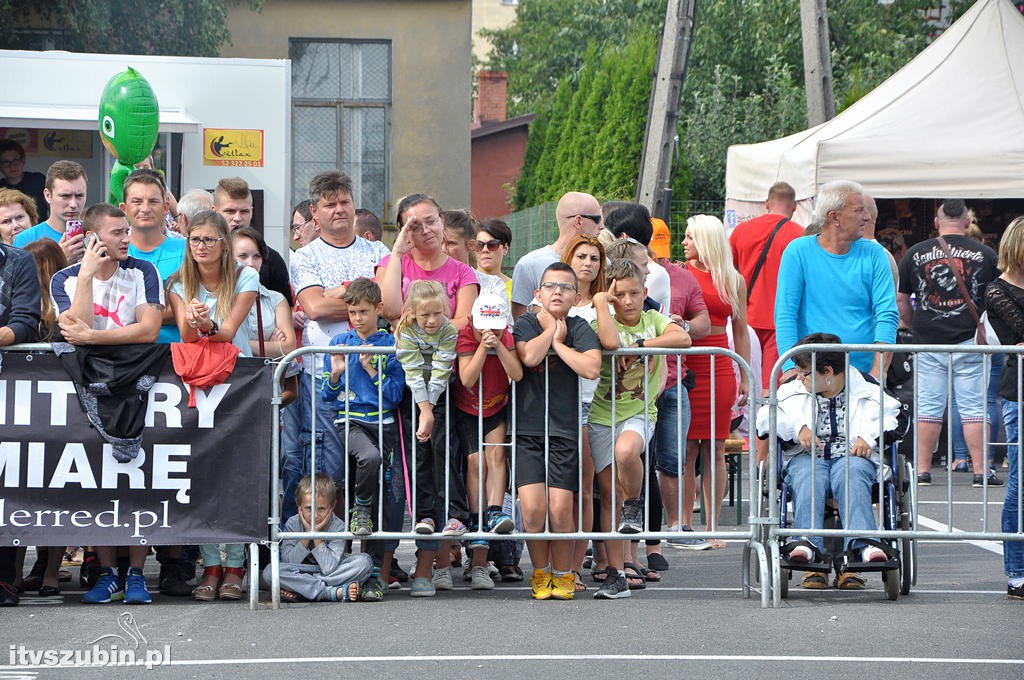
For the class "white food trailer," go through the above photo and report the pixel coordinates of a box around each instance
[0,49,291,255]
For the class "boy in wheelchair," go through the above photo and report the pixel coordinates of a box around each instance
[757,333,903,590]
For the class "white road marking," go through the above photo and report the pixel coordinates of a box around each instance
[4,653,1022,670]
[915,515,1004,555]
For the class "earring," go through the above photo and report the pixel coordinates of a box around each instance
[825,377,831,387]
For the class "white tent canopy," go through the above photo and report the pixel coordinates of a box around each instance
[725,0,1024,210]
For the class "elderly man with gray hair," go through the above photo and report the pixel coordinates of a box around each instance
[172,188,214,236]
[774,180,898,379]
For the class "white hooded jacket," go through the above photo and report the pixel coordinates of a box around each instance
[755,369,901,467]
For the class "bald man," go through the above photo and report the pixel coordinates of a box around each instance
[862,195,898,290]
[510,191,602,319]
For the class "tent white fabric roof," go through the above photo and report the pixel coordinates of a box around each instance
[725,0,1024,202]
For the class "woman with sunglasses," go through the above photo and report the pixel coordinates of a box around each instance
[442,210,512,326]
[475,218,513,300]
[167,210,259,355]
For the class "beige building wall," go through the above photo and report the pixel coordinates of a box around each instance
[224,0,472,220]
[472,0,518,64]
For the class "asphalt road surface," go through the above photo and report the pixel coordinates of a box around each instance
[1,467,1019,680]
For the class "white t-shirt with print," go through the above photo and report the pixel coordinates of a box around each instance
[51,257,164,331]
[290,236,391,372]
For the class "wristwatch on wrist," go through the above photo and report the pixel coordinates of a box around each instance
[636,338,645,348]
[682,319,691,333]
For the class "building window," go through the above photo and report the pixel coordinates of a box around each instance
[290,39,390,218]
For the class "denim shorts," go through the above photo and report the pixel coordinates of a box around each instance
[653,384,691,477]
[917,339,988,421]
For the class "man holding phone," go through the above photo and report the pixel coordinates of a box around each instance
[51,203,163,345]
[13,160,87,263]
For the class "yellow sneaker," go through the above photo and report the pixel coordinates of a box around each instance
[549,571,576,600]
[530,569,552,600]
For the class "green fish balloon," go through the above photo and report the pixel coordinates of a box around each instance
[98,67,160,204]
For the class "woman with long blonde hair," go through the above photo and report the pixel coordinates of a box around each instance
[166,210,258,355]
[166,210,259,601]
[681,214,750,547]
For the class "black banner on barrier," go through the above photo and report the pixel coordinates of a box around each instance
[0,351,271,546]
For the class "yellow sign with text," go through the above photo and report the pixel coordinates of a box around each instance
[202,128,264,167]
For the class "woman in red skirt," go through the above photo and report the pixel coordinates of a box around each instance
[681,215,750,547]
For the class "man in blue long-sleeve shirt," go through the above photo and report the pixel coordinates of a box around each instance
[775,180,898,378]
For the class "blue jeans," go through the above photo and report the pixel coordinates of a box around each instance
[280,371,346,523]
[784,454,880,554]
[653,384,691,477]
[1003,399,1023,579]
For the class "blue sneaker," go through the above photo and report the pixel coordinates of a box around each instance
[123,567,152,604]
[82,568,124,604]
[486,508,515,534]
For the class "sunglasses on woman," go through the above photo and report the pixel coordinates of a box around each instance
[473,239,505,252]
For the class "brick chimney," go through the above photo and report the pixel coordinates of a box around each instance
[473,70,508,127]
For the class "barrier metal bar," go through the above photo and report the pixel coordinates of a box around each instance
[764,341,1024,608]
[267,345,764,606]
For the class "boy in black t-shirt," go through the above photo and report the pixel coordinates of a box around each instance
[513,262,602,601]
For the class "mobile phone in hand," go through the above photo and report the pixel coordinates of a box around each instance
[65,219,83,239]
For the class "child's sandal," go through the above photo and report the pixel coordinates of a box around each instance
[331,581,360,602]
[218,567,245,600]
[193,566,222,601]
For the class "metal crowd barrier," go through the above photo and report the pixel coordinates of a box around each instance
[268,344,766,609]
[760,342,1023,608]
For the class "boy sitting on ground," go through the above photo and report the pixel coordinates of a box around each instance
[264,473,373,602]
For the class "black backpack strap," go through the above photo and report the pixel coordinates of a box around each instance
[746,217,789,298]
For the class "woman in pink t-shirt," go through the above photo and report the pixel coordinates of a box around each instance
[376,194,479,329]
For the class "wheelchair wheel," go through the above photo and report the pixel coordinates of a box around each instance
[899,461,915,595]
[901,512,917,593]
[883,567,900,601]
[779,568,790,599]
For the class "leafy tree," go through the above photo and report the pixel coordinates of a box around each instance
[0,0,262,57]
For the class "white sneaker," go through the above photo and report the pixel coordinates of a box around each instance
[788,544,814,563]
[862,546,887,563]
[431,566,454,590]
[470,565,495,590]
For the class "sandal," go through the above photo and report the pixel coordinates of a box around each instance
[194,566,222,601]
[623,563,646,590]
[571,570,588,592]
[331,581,360,602]
[626,561,660,583]
[218,567,245,601]
[591,566,609,583]
[498,565,523,582]
[800,572,829,589]
[834,572,867,590]
[279,588,306,603]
